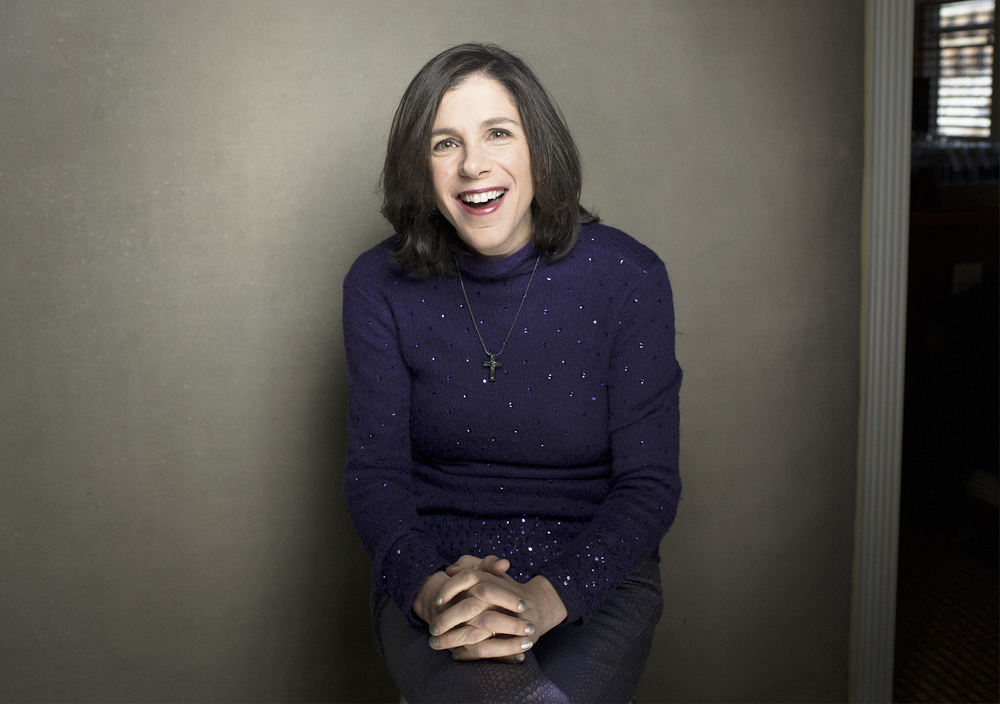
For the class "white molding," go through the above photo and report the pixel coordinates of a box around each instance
[851,1,913,702]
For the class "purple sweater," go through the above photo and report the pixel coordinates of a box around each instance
[342,223,681,628]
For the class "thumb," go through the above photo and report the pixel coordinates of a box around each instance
[479,555,511,576]
[445,554,484,576]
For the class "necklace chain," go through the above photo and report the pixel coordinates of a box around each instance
[456,252,541,381]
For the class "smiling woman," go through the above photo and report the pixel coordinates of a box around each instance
[378,43,598,278]
[342,43,681,703]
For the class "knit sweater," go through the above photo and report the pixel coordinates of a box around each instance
[342,222,681,628]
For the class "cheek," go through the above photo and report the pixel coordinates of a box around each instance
[430,165,451,206]
[430,174,456,224]
[516,152,533,195]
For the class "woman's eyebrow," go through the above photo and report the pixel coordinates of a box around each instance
[430,117,519,138]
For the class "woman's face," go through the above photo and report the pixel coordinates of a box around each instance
[429,74,534,259]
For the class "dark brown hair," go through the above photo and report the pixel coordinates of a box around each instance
[380,43,598,277]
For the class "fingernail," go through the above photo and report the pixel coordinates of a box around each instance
[429,623,439,636]
[517,599,526,612]
[433,593,443,605]
[452,650,462,660]
[520,638,533,650]
[524,622,535,635]
[429,636,440,649]
[514,653,525,663]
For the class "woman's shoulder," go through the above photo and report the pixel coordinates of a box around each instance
[344,235,406,287]
[572,222,667,275]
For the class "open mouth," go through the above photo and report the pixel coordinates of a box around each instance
[459,188,506,210]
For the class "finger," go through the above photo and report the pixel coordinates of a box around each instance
[478,555,510,576]
[464,580,526,615]
[455,635,534,661]
[444,554,510,578]
[429,624,491,651]
[429,596,490,636]
[466,610,534,638]
[435,569,483,604]
[444,555,483,576]
[436,572,523,613]
[491,653,527,664]
[451,647,526,664]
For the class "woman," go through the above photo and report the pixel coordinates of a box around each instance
[343,43,681,703]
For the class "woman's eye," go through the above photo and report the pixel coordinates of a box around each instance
[433,139,456,151]
[489,129,511,139]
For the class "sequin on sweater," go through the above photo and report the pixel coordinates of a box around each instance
[343,223,681,628]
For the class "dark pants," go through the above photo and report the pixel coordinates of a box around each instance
[371,556,663,703]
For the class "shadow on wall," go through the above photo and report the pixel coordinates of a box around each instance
[290,254,399,701]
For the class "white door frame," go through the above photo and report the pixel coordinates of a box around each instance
[850,1,913,702]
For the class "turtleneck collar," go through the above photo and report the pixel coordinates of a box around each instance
[452,241,540,282]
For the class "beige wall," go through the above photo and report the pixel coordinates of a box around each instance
[0,1,864,701]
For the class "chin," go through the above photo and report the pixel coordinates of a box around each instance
[464,240,513,258]
[457,226,527,258]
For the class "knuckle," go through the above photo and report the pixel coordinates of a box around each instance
[462,641,484,658]
[468,613,493,631]
[437,628,463,649]
[470,582,501,601]
[459,596,486,615]
[458,571,480,589]
[472,611,509,632]
[452,626,478,647]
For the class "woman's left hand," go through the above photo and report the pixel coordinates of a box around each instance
[426,554,568,662]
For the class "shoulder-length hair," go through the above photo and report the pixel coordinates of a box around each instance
[380,43,598,277]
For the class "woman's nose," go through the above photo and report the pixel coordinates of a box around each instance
[459,142,491,178]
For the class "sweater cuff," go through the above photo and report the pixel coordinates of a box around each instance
[551,580,582,625]
[537,567,588,625]
[399,563,449,631]
[378,537,451,631]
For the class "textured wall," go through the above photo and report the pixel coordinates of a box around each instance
[0,1,864,701]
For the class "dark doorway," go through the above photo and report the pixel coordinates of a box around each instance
[893,2,999,702]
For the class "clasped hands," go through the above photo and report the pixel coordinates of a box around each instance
[412,554,568,663]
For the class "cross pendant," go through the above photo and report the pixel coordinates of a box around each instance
[483,353,503,382]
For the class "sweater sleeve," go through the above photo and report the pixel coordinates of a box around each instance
[342,257,450,629]
[536,257,682,624]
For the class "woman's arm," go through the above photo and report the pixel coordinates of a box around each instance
[536,254,682,624]
[342,254,450,627]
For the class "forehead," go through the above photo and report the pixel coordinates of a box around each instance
[433,74,520,126]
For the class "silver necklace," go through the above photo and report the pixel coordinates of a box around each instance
[455,252,541,382]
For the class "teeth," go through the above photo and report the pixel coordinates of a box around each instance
[461,189,505,204]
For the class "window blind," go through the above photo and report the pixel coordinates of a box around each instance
[918,0,996,139]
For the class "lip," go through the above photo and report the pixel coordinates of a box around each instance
[455,187,507,216]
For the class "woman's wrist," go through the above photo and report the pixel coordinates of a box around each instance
[525,575,568,633]
[412,570,450,625]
